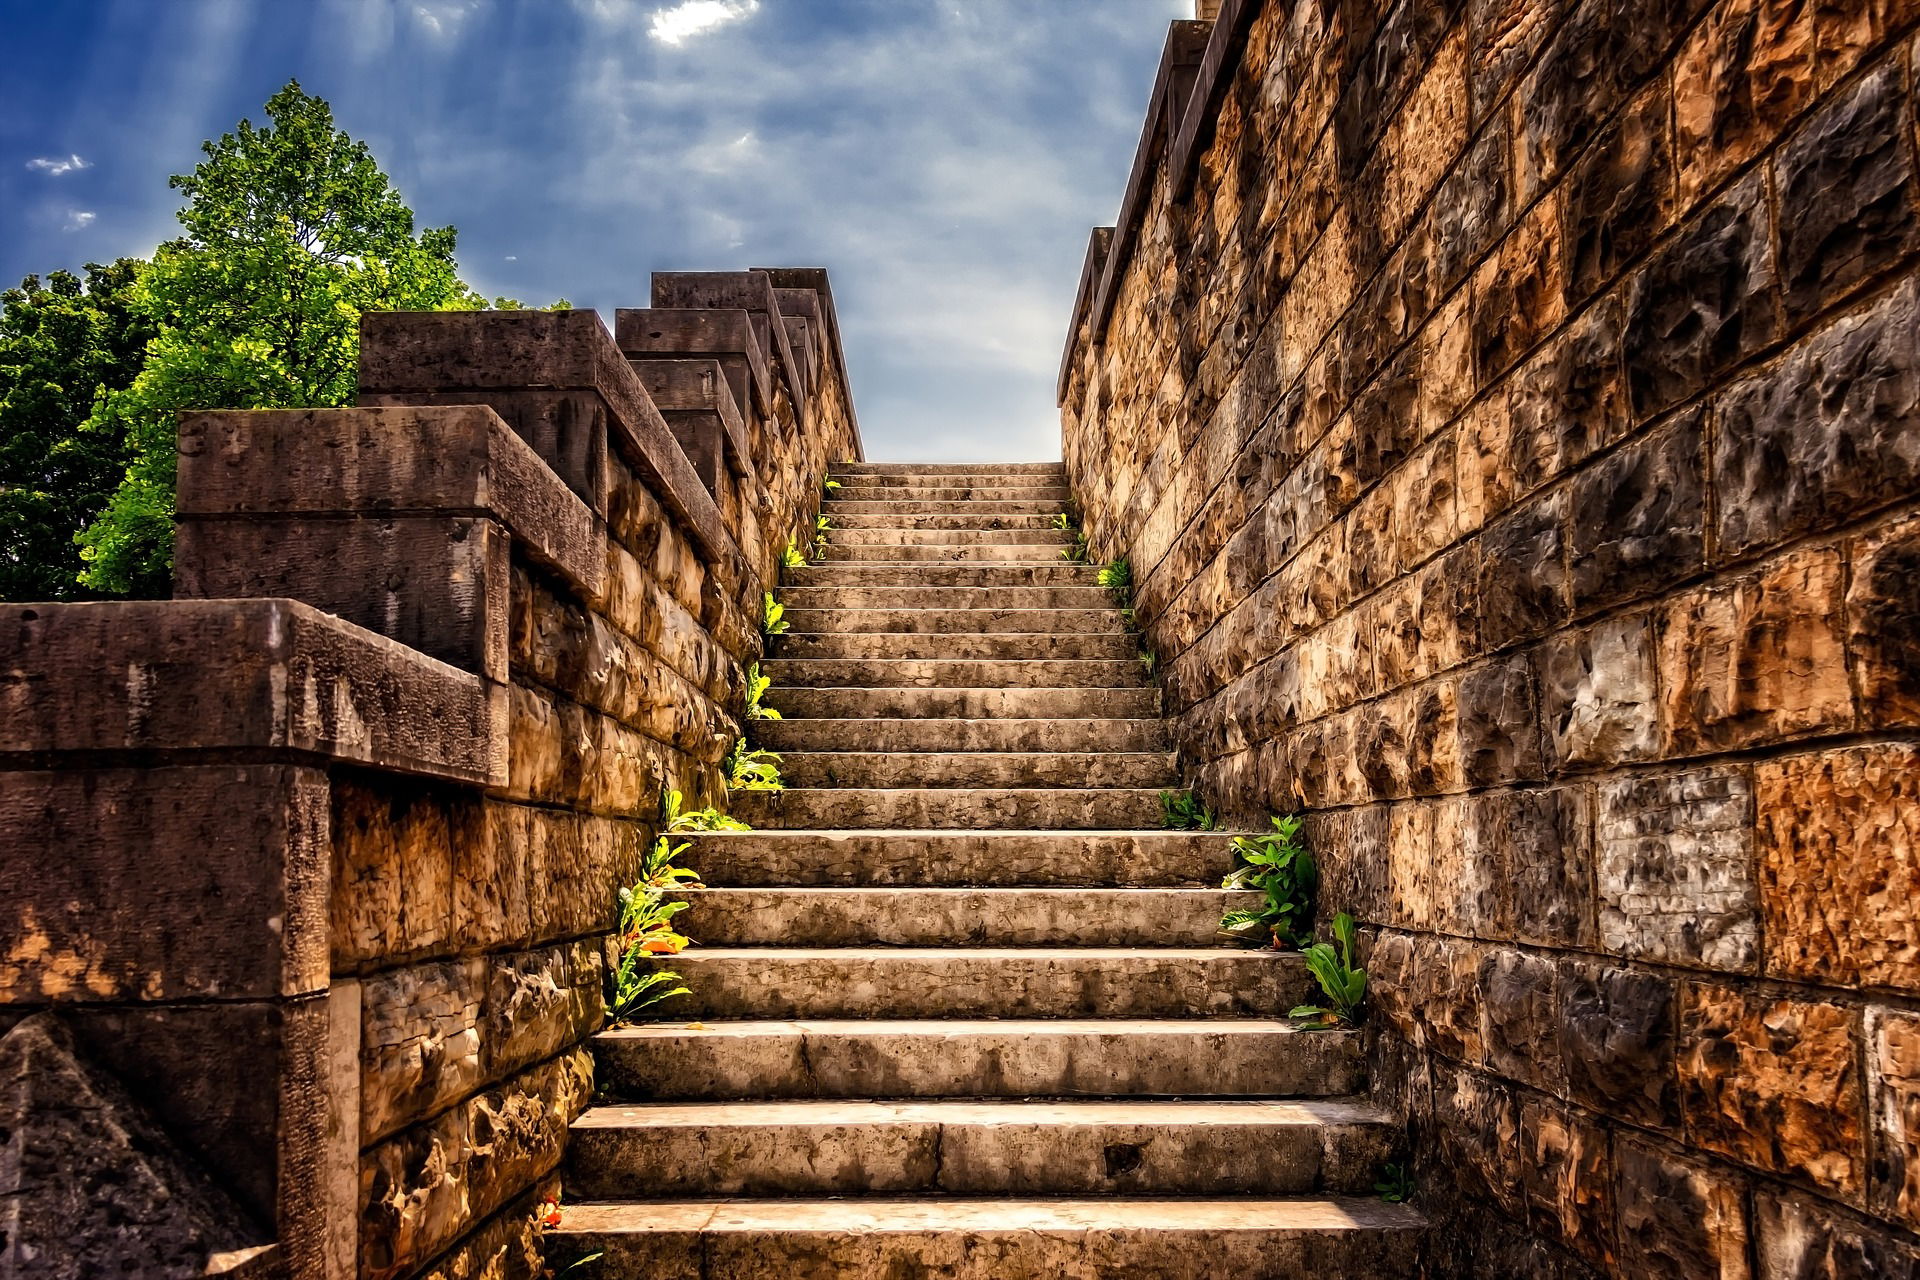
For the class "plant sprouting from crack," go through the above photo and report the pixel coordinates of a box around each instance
[763,591,789,636]
[662,788,749,833]
[725,738,784,791]
[745,661,782,720]
[1160,788,1217,830]
[1219,815,1316,948]
[1291,911,1368,1029]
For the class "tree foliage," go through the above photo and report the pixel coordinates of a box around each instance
[0,260,154,600]
[76,79,492,596]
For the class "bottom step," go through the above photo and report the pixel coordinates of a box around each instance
[551,1197,1425,1278]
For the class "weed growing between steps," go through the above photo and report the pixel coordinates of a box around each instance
[1219,815,1316,948]
[1160,788,1217,829]
[726,737,784,790]
[782,537,808,569]
[1052,509,1090,562]
[1375,1161,1415,1204]
[762,592,788,636]
[663,788,750,832]
[745,662,782,720]
[1290,912,1368,1029]
[813,513,832,561]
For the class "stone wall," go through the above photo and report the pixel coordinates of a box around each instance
[1,273,860,1280]
[1060,2,1920,1273]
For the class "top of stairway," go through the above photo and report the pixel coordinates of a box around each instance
[835,461,1065,475]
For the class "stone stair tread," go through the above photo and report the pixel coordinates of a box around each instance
[573,1097,1387,1128]
[665,945,1286,959]
[550,1195,1426,1233]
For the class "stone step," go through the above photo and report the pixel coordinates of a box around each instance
[752,716,1168,752]
[774,632,1138,661]
[672,887,1248,946]
[764,686,1157,720]
[827,542,1071,562]
[834,485,1073,503]
[550,1197,1422,1277]
[827,499,1068,516]
[780,585,1113,610]
[787,563,1101,587]
[763,657,1145,689]
[833,462,1067,476]
[592,1019,1361,1099]
[565,1099,1395,1199]
[828,512,1064,530]
[686,829,1224,888]
[775,750,1177,789]
[643,947,1306,1019]
[784,607,1123,634]
[729,786,1167,830]
[826,527,1069,546]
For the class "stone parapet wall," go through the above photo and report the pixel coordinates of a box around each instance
[1,277,859,1280]
[1060,2,1920,1274]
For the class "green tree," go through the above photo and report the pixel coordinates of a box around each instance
[0,260,154,601]
[78,79,493,596]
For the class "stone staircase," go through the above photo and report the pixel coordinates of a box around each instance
[550,462,1423,1276]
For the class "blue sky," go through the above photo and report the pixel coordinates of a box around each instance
[0,0,1187,461]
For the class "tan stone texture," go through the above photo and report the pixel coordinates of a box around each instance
[1598,767,1758,972]
[1868,1006,1920,1227]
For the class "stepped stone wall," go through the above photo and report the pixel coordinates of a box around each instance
[1060,1,1920,1274]
[1,272,859,1280]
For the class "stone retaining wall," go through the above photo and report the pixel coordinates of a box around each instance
[1,273,859,1280]
[1060,2,1920,1273]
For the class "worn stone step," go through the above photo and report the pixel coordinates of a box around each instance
[787,563,1101,587]
[672,887,1248,946]
[774,632,1138,661]
[775,751,1176,789]
[593,1019,1361,1099]
[827,542,1071,562]
[828,512,1064,530]
[644,948,1306,1019]
[784,607,1123,634]
[765,686,1157,721]
[686,830,1224,888]
[833,462,1067,476]
[566,1099,1395,1199]
[826,526,1070,545]
[764,658,1145,690]
[550,1197,1423,1277]
[753,716,1168,752]
[729,786,1167,830]
[780,585,1113,611]
[834,485,1073,503]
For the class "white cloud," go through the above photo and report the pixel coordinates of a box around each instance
[411,1,479,38]
[504,254,518,261]
[648,0,758,45]
[27,154,90,176]
[63,210,97,231]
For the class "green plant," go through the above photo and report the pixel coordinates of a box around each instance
[1374,1161,1415,1204]
[1160,788,1217,831]
[782,537,808,569]
[762,591,789,636]
[662,788,750,833]
[639,833,703,889]
[1291,911,1368,1029]
[725,738,784,791]
[745,661,782,720]
[605,884,692,1026]
[813,512,832,561]
[1097,557,1133,606]
[822,470,842,493]
[1052,510,1090,563]
[1219,815,1317,948]
[1139,648,1158,678]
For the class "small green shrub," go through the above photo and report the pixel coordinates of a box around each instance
[782,537,808,569]
[745,662,782,720]
[1097,556,1133,606]
[1160,788,1217,830]
[1375,1161,1415,1204]
[605,884,692,1026]
[1139,648,1158,678]
[662,788,749,833]
[763,592,789,636]
[813,513,832,561]
[725,738,784,791]
[1290,911,1368,1029]
[822,471,842,493]
[1051,511,1090,562]
[1219,815,1316,948]
[639,833,703,890]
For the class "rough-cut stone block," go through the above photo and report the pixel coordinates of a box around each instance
[1756,1187,1920,1278]
[1757,745,1920,988]
[1713,279,1920,559]
[1414,936,1487,1066]
[331,776,459,971]
[1472,195,1566,383]
[1848,512,1920,726]
[482,939,602,1083]
[1503,296,1629,501]
[1540,614,1661,769]
[1774,60,1918,320]
[1429,1061,1522,1216]
[1456,653,1545,787]
[1672,0,1816,207]
[1598,766,1758,971]
[1518,1098,1613,1267]
[1614,1136,1751,1279]
[1679,986,1863,1196]
[1467,786,1595,949]
[1658,544,1854,754]
[361,959,486,1145]
[1869,1006,1920,1228]
[1562,77,1674,305]
[0,765,327,1003]
[1479,947,1563,1094]
[454,801,532,953]
[1569,411,1705,610]
[1559,960,1679,1129]
[1476,491,1568,652]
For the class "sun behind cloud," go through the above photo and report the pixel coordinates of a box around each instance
[648,0,760,46]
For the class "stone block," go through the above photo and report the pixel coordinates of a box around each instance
[1562,77,1674,305]
[1429,1061,1522,1217]
[1472,194,1566,383]
[1679,985,1863,1196]
[1757,744,1920,989]
[0,765,327,1003]
[1775,60,1918,321]
[331,776,457,972]
[1476,490,1569,652]
[454,801,532,954]
[1597,766,1758,971]
[1672,0,1816,208]
[1456,653,1545,787]
[1623,170,1778,419]
[1559,960,1680,1129]
[1540,613,1661,770]
[1504,295,1630,497]
[361,959,487,1146]
[1468,0,1557,125]
[1569,411,1706,612]
[1755,1187,1920,1278]
[1869,1006,1920,1228]
[1468,785,1595,949]
[482,939,602,1083]
[1413,935,1486,1066]
[1848,513,1920,726]
[615,307,770,422]
[1658,545,1854,754]
[1614,1135,1751,1279]
[525,809,649,945]
[1518,1097,1614,1267]
[1479,947,1563,1094]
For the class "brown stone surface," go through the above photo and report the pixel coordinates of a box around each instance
[1869,1007,1920,1228]
[1541,614,1662,769]
[361,959,486,1145]
[1598,767,1758,972]
[1559,960,1679,1129]
[1480,948,1564,1094]
[1755,1188,1920,1278]
[1614,1136,1752,1279]
[1757,744,1920,988]
[1848,513,1920,726]
[1679,986,1863,1195]
[330,775,460,971]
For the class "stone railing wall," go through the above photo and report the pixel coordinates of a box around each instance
[1060,2,1920,1275]
[1,271,860,1280]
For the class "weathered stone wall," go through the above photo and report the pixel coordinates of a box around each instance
[1,276,859,1280]
[1061,2,1920,1273]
